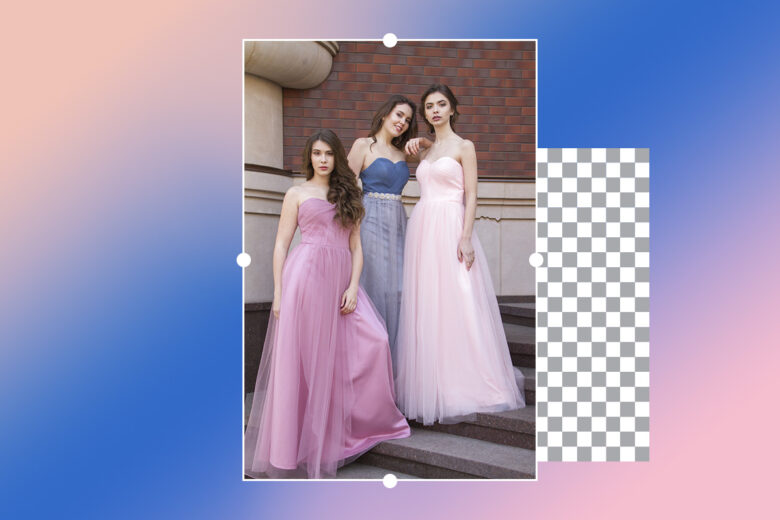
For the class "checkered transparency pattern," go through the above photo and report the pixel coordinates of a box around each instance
[536,148,650,462]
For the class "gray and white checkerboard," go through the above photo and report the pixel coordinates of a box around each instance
[536,148,649,462]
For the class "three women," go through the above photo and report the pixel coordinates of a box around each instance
[245,85,525,479]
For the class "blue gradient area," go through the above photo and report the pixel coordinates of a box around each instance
[2,0,779,518]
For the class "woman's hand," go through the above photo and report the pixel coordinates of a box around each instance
[405,137,433,156]
[457,237,475,271]
[340,285,358,314]
[405,138,422,156]
[272,291,281,318]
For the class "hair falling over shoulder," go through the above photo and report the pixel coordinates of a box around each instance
[301,129,365,228]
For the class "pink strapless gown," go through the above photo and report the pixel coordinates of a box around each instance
[245,198,410,479]
[396,157,525,425]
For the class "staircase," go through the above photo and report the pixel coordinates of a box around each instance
[341,297,536,480]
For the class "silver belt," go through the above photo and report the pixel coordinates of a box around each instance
[365,192,402,201]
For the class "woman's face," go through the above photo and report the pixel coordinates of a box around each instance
[383,103,413,137]
[311,140,335,177]
[424,92,453,129]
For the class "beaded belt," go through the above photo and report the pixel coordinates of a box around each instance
[365,192,402,201]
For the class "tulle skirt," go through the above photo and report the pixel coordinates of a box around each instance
[396,199,525,425]
[359,195,407,372]
[244,242,410,479]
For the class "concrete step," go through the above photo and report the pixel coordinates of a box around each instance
[499,302,535,327]
[336,462,419,480]
[504,322,535,368]
[517,366,535,404]
[412,405,535,449]
[361,428,535,479]
[497,295,535,304]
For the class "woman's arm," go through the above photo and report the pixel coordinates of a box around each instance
[404,137,433,161]
[271,188,300,317]
[340,223,363,314]
[458,140,478,271]
[347,138,368,179]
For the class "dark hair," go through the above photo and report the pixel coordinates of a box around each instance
[420,83,460,133]
[301,129,365,227]
[368,95,418,150]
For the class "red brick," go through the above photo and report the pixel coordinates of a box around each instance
[505,124,535,134]
[484,49,513,59]
[355,43,378,53]
[503,133,535,143]
[355,63,389,73]
[338,91,369,101]
[370,73,392,83]
[460,105,490,115]
[355,101,375,111]
[457,49,482,59]
[406,56,434,66]
[469,77,502,87]
[419,47,458,57]
[489,142,522,152]
[490,106,527,116]
[338,72,372,82]
[511,60,535,70]
[489,69,512,78]
[457,68,490,78]
[423,66,449,76]
[473,59,499,69]
[393,45,421,56]
[505,96,534,107]
[389,84,415,93]
[373,54,402,64]
[472,96,504,106]
[473,115,505,125]
[441,57,470,67]
[284,107,304,117]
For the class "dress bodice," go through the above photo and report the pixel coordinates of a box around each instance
[298,198,350,249]
[359,157,410,195]
[415,156,465,204]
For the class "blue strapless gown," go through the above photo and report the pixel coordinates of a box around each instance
[359,158,410,372]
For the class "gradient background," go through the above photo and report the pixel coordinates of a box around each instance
[2,1,778,518]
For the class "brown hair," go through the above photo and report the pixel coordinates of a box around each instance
[367,95,418,150]
[301,129,365,227]
[420,83,460,133]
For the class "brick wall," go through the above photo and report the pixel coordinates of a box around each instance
[282,41,536,179]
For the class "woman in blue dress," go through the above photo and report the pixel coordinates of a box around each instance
[347,95,430,372]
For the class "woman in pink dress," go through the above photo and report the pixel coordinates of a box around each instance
[395,85,525,425]
[244,129,410,479]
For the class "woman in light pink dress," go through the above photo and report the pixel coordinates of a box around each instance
[396,85,525,425]
[244,130,409,479]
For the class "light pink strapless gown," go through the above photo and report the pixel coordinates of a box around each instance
[245,198,410,479]
[396,157,525,425]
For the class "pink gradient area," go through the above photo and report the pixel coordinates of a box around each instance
[2,1,779,518]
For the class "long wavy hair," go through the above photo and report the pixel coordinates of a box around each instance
[420,83,460,133]
[367,95,418,151]
[301,129,365,227]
